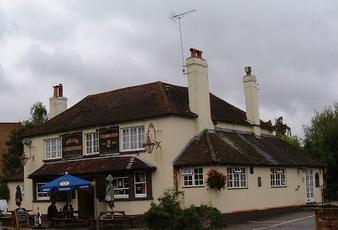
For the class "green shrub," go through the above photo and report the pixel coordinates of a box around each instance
[144,190,183,230]
[144,190,224,230]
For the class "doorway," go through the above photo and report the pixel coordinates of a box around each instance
[77,187,94,218]
[305,169,315,203]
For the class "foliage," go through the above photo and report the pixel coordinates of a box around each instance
[144,190,224,230]
[206,169,226,191]
[281,135,302,149]
[0,181,10,200]
[2,102,47,176]
[273,116,291,137]
[181,205,224,230]
[303,103,338,197]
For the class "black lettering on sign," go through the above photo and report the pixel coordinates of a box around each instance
[13,207,29,227]
[62,132,83,158]
[99,127,119,154]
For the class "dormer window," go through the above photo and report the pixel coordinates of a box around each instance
[121,126,144,151]
[85,132,99,155]
[44,138,62,160]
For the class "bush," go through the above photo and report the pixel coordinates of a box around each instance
[144,190,183,230]
[144,190,224,230]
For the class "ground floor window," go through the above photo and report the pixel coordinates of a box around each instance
[181,167,203,187]
[36,182,50,200]
[112,176,130,199]
[134,172,147,198]
[270,168,286,187]
[227,167,247,189]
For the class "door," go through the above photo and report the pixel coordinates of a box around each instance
[77,187,94,218]
[305,169,315,203]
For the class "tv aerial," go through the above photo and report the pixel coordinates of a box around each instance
[170,9,196,75]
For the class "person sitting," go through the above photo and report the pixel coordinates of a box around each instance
[47,201,58,220]
[62,202,74,218]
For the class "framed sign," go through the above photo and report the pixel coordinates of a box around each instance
[99,127,119,154]
[62,132,83,158]
[12,207,29,228]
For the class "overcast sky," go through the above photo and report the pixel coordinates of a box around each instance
[0,0,337,138]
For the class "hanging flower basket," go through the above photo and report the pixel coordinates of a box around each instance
[206,168,226,191]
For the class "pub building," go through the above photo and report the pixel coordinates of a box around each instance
[14,49,323,221]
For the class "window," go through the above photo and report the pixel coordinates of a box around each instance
[270,168,286,187]
[112,176,129,198]
[227,167,247,189]
[85,132,99,155]
[182,168,203,187]
[44,138,62,159]
[36,183,49,200]
[122,126,144,151]
[315,172,320,188]
[134,172,147,198]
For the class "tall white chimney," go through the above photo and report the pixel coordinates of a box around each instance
[186,48,213,133]
[49,84,67,119]
[243,66,261,136]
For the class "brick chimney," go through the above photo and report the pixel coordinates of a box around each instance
[185,48,213,133]
[243,67,261,136]
[49,84,67,119]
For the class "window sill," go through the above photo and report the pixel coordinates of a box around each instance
[83,153,100,157]
[115,197,153,201]
[227,187,248,190]
[182,185,204,188]
[271,186,287,188]
[33,199,51,203]
[119,149,146,154]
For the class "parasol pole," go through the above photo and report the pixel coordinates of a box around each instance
[92,180,99,230]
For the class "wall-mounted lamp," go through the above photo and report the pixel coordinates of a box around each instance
[143,122,161,153]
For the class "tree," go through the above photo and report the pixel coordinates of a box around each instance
[273,116,302,149]
[2,102,48,176]
[303,103,338,197]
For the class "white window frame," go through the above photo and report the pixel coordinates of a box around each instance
[36,182,50,201]
[44,138,62,160]
[182,167,204,187]
[134,171,147,198]
[84,132,99,155]
[112,176,129,199]
[270,168,287,188]
[121,126,145,151]
[227,167,247,189]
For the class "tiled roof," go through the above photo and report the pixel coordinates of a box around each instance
[28,155,156,179]
[174,130,323,168]
[5,168,24,182]
[23,82,271,137]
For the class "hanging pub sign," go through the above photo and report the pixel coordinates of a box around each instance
[99,126,119,154]
[62,132,83,158]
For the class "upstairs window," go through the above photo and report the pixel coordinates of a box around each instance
[122,126,144,151]
[270,168,286,187]
[44,138,62,160]
[227,167,247,189]
[182,168,203,187]
[85,132,99,155]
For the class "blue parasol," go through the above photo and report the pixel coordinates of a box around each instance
[41,172,91,192]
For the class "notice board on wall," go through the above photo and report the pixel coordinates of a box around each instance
[62,132,83,158]
[99,126,119,154]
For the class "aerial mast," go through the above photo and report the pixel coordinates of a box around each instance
[170,9,196,75]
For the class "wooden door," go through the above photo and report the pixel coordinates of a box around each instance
[77,188,94,218]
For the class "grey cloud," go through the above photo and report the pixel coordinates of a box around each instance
[0,0,337,137]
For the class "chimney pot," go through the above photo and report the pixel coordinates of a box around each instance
[190,48,203,59]
[245,66,252,76]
